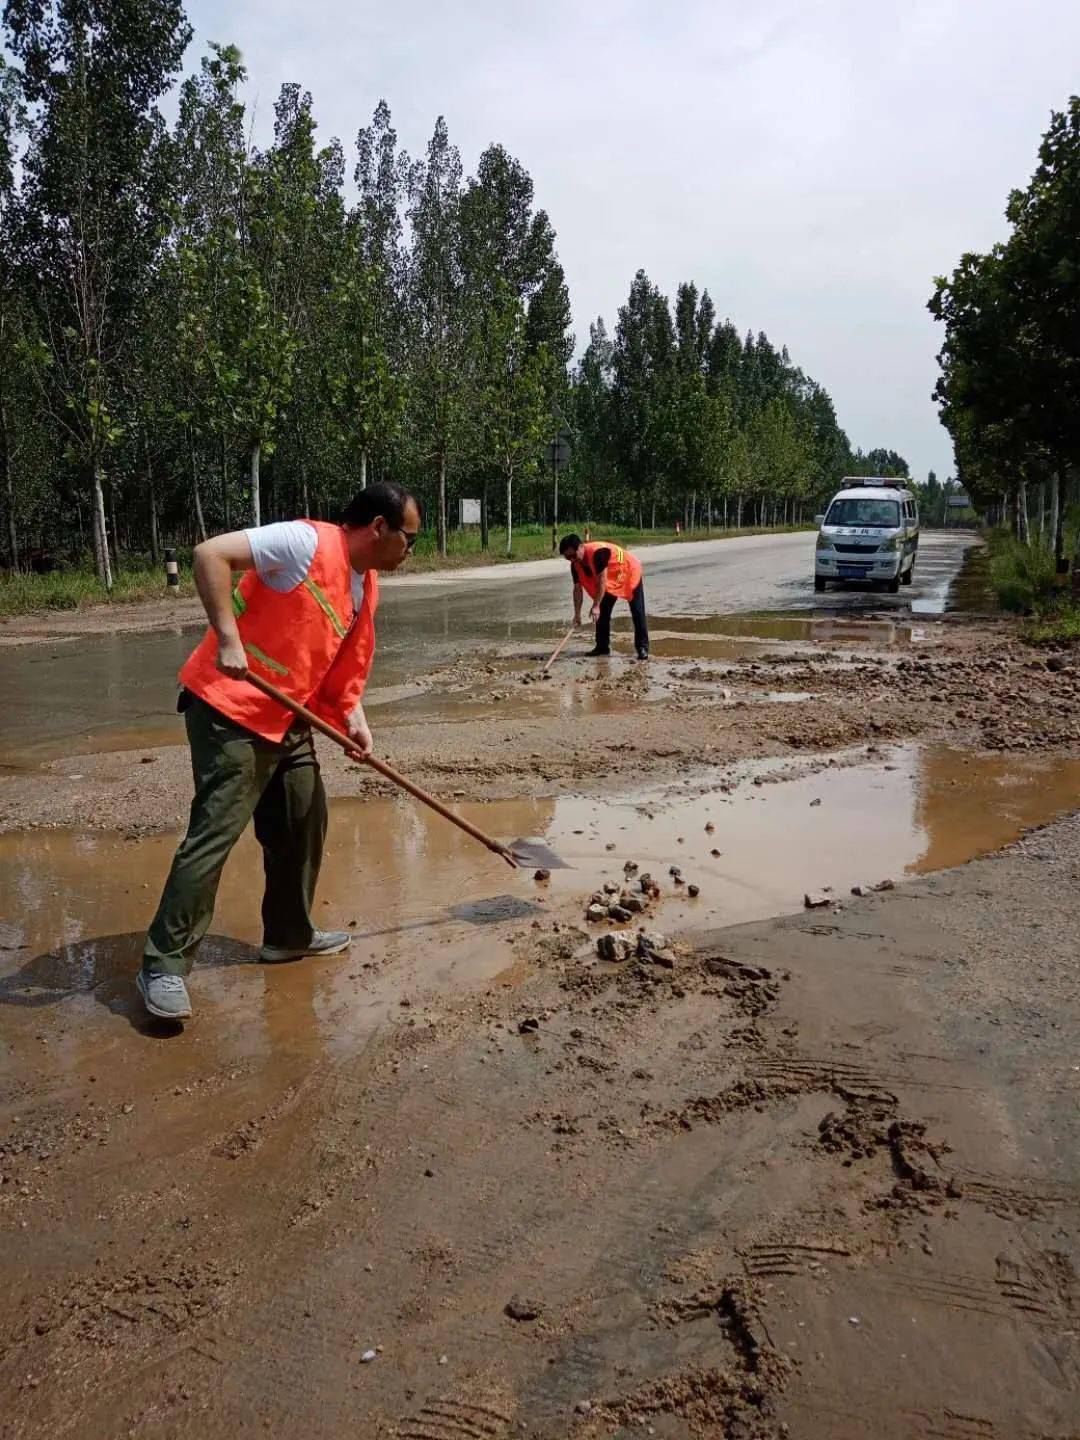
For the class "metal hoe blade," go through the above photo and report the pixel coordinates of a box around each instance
[505,836,572,871]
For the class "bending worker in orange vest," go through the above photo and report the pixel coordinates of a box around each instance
[138,482,421,1021]
[558,534,649,660]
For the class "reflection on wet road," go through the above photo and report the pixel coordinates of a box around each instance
[3,741,1078,1089]
[0,530,979,766]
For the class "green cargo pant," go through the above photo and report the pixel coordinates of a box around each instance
[143,696,327,977]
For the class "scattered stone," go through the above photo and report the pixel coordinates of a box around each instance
[809,798,822,807]
[804,891,833,909]
[637,929,668,954]
[688,884,700,898]
[360,1350,377,1363]
[585,903,609,923]
[621,894,646,914]
[668,865,682,878]
[602,881,620,896]
[424,1168,435,1178]
[597,934,632,962]
[1047,655,1069,672]
[850,884,871,897]
[518,1017,540,1035]
[605,842,616,851]
[705,822,715,833]
[710,848,722,857]
[533,869,550,883]
[438,1355,449,1365]
[139,756,157,765]
[873,879,895,892]
[504,1295,541,1322]
[608,905,633,923]
[623,860,639,874]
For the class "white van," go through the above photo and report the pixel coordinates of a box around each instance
[814,478,919,594]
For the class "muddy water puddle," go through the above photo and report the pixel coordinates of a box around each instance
[3,744,1080,1097]
[653,612,921,647]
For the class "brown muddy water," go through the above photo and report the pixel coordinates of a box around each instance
[3,743,1079,1094]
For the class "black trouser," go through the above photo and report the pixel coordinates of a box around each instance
[595,580,649,654]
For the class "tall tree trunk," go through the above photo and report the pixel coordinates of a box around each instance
[360,448,368,489]
[505,466,513,557]
[108,481,120,571]
[91,468,113,591]
[706,492,712,532]
[650,497,656,529]
[191,438,208,543]
[1051,472,1064,571]
[301,468,310,519]
[1037,482,1045,539]
[1017,480,1030,545]
[736,494,742,528]
[437,451,448,557]
[481,476,490,551]
[250,440,261,527]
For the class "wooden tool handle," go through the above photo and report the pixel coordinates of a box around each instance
[542,625,575,673]
[243,670,514,864]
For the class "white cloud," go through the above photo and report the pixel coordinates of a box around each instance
[182,0,1080,480]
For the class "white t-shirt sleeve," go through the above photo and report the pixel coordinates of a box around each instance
[245,521,318,593]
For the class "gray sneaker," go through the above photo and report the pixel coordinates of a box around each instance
[259,929,352,963]
[137,969,193,1020]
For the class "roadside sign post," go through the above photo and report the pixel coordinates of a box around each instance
[543,432,572,549]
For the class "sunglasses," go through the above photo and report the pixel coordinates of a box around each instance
[395,527,419,552]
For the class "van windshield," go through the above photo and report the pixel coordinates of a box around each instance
[825,498,900,527]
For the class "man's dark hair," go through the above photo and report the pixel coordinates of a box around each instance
[342,482,418,529]
[559,533,582,555]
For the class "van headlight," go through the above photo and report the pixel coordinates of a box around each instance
[878,535,900,552]
[816,532,831,550]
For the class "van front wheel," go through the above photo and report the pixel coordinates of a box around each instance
[901,563,913,586]
[814,576,827,593]
[886,575,901,594]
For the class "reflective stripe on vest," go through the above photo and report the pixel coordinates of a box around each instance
[179,522,378,743]
[576,541,640,602]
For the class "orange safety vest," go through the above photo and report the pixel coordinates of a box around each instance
[572,541,642,602]
[179,521,379,743]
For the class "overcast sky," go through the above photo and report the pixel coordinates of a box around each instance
[184,0,1080,484]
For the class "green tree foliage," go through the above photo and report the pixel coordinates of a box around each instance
[0,4,898,583]
[930,95,1080,557]
[4,0,191,584]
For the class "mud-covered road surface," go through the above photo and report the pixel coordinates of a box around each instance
[2,533,1079,1438]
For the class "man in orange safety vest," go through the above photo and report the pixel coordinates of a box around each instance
[559,534,649,660]
[138,482,420,1023]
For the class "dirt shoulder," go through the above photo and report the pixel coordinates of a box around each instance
[2,613,1077,836]
[1,802,1076,1436]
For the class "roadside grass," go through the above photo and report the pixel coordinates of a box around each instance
[0,560,191,618]
[1,522,813,617]
[987,525,1080,645]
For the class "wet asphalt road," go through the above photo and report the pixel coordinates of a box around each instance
[0,530,980,767]
[385,527,980,624]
